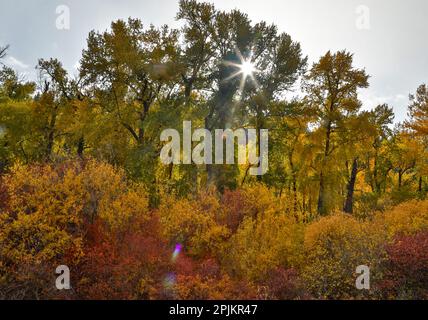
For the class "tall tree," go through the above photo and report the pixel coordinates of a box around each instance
[406,84,428,194]
[341,112,376,214]
[178,0,306,191]
[365,104,394,194]
[303,51,369,215]
[80,19,181,147]
[407,84,428,136]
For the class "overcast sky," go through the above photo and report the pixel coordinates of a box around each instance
[1,0,427,122]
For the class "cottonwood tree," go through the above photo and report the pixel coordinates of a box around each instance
[79,19,183,199]
[33,58,76,159]
[80,19,181,147]
[178,0,306,190]
[303,51,369,215]
[407,84,428,136]
[0,66,35,102]
[0,54,36,170]
[340,112,376,214]
[406,84,428,194]
[364,104,395,195]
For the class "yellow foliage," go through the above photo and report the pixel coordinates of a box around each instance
[0,159,150,269]
[224,210,303,281]
[372,200,428,238]
[0,212,81,264]
[173,274,256,300]
[99,188,149,234]
[303,213,386,299]
[158,191,229,257]
[240,184,283,217]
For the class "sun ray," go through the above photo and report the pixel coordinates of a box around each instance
[223,70,244,83]
[222,47,259,91]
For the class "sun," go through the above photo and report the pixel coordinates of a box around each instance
[239,59,257,79]
[223,48,259,92]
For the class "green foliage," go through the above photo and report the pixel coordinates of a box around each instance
[0,1,427,300]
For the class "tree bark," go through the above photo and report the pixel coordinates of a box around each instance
[317,120,332,215]
[77,137,85,158]
[398,170,403,190]
[344,158,358,214]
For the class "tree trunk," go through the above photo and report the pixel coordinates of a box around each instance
[292,177,298,219]
[46,130,55,159]
[256,115,263,182]
[398,170,403,189]
[317,121,332,216]
[288,151,298,218]
[77,137,85,158]
[168,162,174,180]
[317,172,325,215]
[45,105,59,159]
[344,158,358,214]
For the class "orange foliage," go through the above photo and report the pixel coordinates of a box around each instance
[1,159,428,300]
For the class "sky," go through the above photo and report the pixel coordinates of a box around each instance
[1,0,427,123]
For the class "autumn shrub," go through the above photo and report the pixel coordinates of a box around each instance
[0,159,151,299]
[378,231,428,299]
[302,213,386,299]
[223,210,303,282]
[0,260,69,300]
[158,190,229,258]
[218,184,283,232]
[372,200,428,238]
[218,189,248,232]
[301,200,428,300]
[0,177,7,211]
[164,256,257,300]
[0,168,84,300]
[75,217,171,300]
[172,273,257,300]
[390,186,418,205]
[258,267,310,300]
[2,157,428,300]
[354,192,385,219]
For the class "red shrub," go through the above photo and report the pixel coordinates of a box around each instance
[220,189,248,232]
[379,231,428,299]
[75,218,171,299]
[259,268,310,300]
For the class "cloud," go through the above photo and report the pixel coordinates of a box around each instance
[360,91,408,109]
[359,91,409,123]
[4,56,29,69]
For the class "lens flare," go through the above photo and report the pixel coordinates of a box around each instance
[222,47,259,93]
[163,272,176,290]
[239,59,257,79]
[171,243,182,262]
